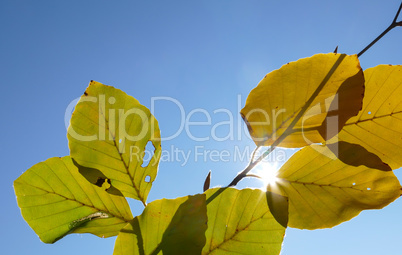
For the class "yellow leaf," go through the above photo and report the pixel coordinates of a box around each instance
[203,188,286,255]
[68,81,161,204]
[267,142,401,229]
[241,53,364,148]
[337,65,402,169]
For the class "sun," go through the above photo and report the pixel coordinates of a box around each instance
[253,160,279,190]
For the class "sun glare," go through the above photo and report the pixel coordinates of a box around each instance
[254,161,279,190]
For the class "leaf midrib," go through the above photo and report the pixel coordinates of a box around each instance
[345,110,402,126]
[98,98,146,204]
[207,210,282,254]
[18,179,129,222]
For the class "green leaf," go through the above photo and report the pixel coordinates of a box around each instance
[14,156,133,244]
[203,188,286,255]
[241,53,364,148]
[114,189,286,255]
[337,65,402,169]
[267,142,402,229]
[113,194,207,255]
[68,81,161,203]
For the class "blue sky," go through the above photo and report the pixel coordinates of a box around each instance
[1,0,402,254]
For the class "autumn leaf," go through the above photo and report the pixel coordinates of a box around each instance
[241,53,364,148]
[267,142,401,229]
[336,65,402,169]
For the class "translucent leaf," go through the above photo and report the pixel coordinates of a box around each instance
[113,189,286,255]
[241,53,364,148]
[13,156,133,244]
[337,65,402,169]
[267,142,402,229]
[113,194,207,255]
[68,81,161,203]
[202,188,286,255]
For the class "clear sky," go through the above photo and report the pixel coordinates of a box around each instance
[1,0,402,254]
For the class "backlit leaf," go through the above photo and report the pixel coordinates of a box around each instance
[267,142,402,229]
[68,81,161,203]
[14,156,133,243]
[241,53,364,148]
[203,188,286,255]
[113,194,207,255]
[337,65,402,169]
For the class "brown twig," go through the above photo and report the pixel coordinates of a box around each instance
[357,2,402,57]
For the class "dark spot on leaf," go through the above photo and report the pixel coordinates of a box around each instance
[73,159,124,196]
[95,177,106,187]
[84,91,88,96]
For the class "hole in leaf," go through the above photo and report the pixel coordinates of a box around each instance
[367,187,371,190]
[144,175,151,183]
[141,141,155,168]
[352,182,356,186]
[368,111,371,115]
[119,138,122,143]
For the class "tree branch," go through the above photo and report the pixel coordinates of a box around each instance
[358,2,402,57]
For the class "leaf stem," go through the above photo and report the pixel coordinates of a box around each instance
[357,2,402,57]
[227,144,277,187]
[250,146,261,164]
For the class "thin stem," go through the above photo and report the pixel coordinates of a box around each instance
[245,173,263,179]
[228,145,277,187]
[358,2,402,57]
[250,146,261,164]
[393,1,402,23]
